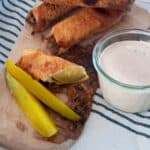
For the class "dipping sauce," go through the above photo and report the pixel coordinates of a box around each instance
[94,40,150,112]
[93,29,150,112]
[100,41,150,86]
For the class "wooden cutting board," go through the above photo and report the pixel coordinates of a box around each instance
[0,5,150,150]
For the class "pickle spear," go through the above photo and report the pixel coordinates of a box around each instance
[52,66,88,84]
[5,59,80,121]
[6,72,57,137]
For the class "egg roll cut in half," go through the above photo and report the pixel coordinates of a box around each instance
[44,0,134,9]
[17,50,88,84]
[26,2,74,33]
[46,8,125,53]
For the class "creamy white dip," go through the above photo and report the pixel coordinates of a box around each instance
[100,41,150,86]
[98,40,150,112]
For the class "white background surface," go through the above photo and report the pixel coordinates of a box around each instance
[136,0,150,12]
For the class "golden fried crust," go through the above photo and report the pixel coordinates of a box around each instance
[17,50,75,80]
[48,8,125,49]
[26,2,74,33]
[44,0,135,9]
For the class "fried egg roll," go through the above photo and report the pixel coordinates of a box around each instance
[44,0,134,9]
[47,8,125,52]
[17,50,88,84]
[26,2,74,33]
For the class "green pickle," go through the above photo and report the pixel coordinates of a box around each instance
[5,59,81,121]
[6,72,57,137]
[52,66,88,84]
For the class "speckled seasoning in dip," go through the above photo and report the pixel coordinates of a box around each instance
[100,41,150,86]
[97,40,150,112]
